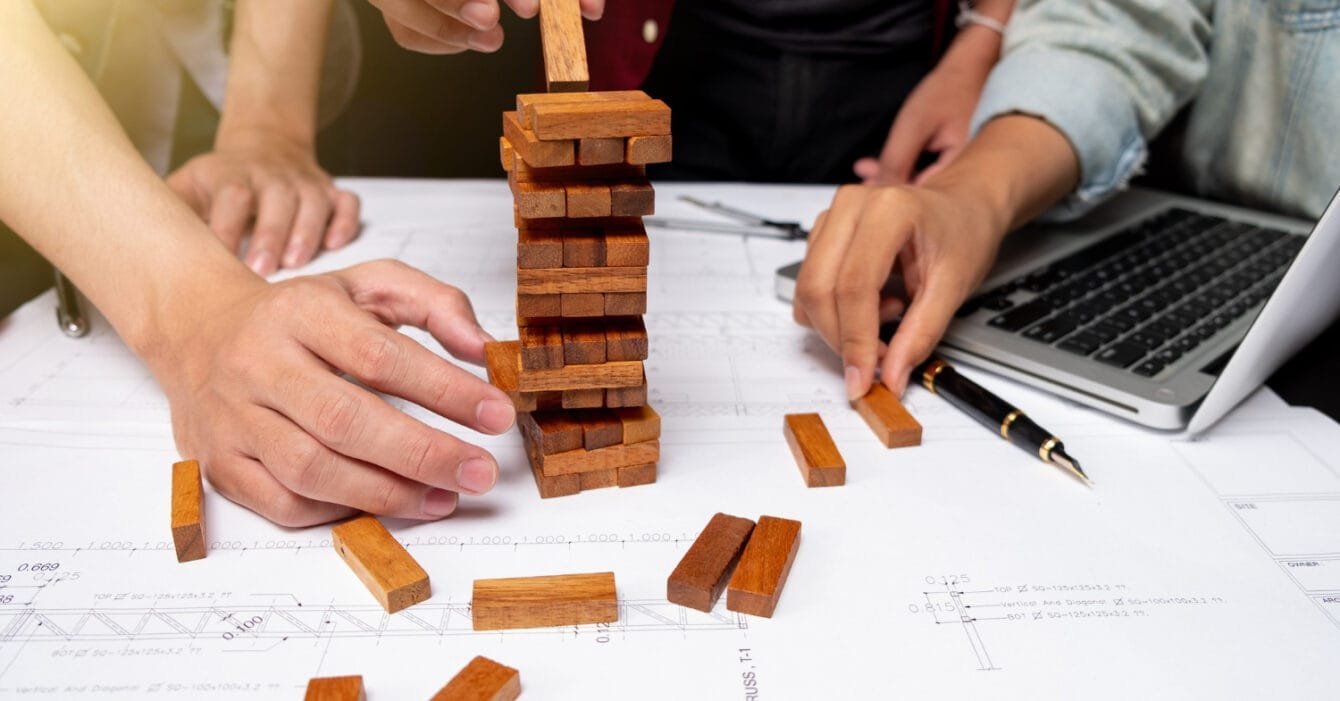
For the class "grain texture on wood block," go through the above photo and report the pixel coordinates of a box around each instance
[519,325,564,371]
[605,317,648,361]
[604,226,650,266]
[530,99,671,140]
[616,462,658,487]
[525,438,581,498]
[852,383,923,448]
[562,230,604,267]
[518,293,562,321]
[483,341,523,402]
[614,405,661,443]
[516,359,644,392]
[561,388,605,408]
[783,413,847,487]
[562,323,607,365]
[304,675,365,701]
[538,0,588,92]
[605,381,647,408]
[536,439,660,476]
[472,572,618,631]
[518,228,563,269]
[565,183,612,218]
[560,293,605,317]
[512,159,646,185]
[579,468,618,490]
[604,292,647,316]
[610,180,655,216]
[509,176,566,219]
[517,266,647,295]
[499,137,515,172]
[580,409,623,449]
[171,459,206,563]
[431,656,521,701]
[502,111,573,167]
[578,137,625,165]
[518,410,584,455]
[332,515,431,613]
[668,513,756,612]
[626,134,673,164]
[726,516,801,618]
[517,90,649,128]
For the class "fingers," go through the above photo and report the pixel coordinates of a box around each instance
[165,166,208,217]
[246,186,298,275]
[852,157,881,183]
[324,189,362,251]
[577,0,604,19]
[793,186,866,355]
[835,203,913,400]
[204,451,354,527]
[874,113,932,186]
[881,273,962,397]
[374,0,506,54]
[209,184,256,253]
[913,145,966,186]
[282,186,333,269]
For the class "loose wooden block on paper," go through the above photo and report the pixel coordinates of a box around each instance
[529,100,671,141]
[562,388,605,409]
[580,409,623,449]
[519,325,564,371]
[432,656,520,701]
[516,358,644,392]
[537,0,589,92]
[606,317,648,361]
[304,675,365,701]
[610,180,655,216]
[604,292,647,316]
[517,266,646,295]
[562,230,604,267]
[579,137,626,165]
[783,413,846,487]
[332,515,431,613]
[536,439,660,476]
[668,513,756,612]
[565,183,612,218]
[604,226,650,267]
[616,462,658,487]
[561,293,605,317]
[614,405,661,443]
[171,459,206,563]
[562,323,607,365]
[726,516,801,618]
[472,572,618,631]
[518,228,564,269]
[626,134,673,165]
[852,383,923,448]
[502,111,573,167]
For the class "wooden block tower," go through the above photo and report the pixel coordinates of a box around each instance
[485,0,671,498]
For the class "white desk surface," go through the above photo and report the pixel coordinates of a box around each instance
[1,179,1338,699]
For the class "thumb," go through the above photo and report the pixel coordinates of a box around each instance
[873,116,932,186]
[166,166,210,218]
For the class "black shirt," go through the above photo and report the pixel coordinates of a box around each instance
[675,0,935,56]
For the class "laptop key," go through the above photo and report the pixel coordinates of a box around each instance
[1133,359,1166,377]
[1095,342,1147,368]
[1023,314,1081,343]
[988,299,1052,331]
[1058,332,1104,356]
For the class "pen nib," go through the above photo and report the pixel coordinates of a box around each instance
[1050,447,1092,486]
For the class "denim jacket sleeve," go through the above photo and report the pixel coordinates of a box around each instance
[970,0,1215,219]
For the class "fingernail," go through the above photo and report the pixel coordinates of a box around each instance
[460,2,495,30]
[281,241,303,268]
[246,250,274,275]
[476,398,516,434]
[845,365,865,401]
[456,457,497,495]
[422,488,458,518]
[466,30,501,52]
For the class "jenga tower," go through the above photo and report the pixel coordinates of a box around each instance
[484,0,671,498]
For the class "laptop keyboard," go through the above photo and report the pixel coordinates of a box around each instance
[959,208,1304,378]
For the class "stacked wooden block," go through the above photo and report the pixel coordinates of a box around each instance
[486,89,671,499]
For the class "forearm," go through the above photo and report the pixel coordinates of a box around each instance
[218,0,334,147]
[0,3,259,357]
[936,0,1018,75]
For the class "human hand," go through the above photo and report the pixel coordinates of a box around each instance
[793,184,1008,399]
[152,259,515,527]
[167,129,361,276]
[368,0,606,54]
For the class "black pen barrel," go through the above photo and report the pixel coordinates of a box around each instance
[919,359,1054,457]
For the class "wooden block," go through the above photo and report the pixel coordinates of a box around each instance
[610,180,655,216]
[517,213,643,231]
[614,405,661,443]
[518,90,649,128]
[509,175,566,219]
[668,513,756,613]
[579,468,618,490]
[579,137,626,165]
[537,439,660,476]
[518,410,584,455]
[726,516,801,618]
[605,381,647,408]
[171,459,206,563]
[565,183,613,218]
[580,409,623,449]
[518,293,562,323]
[530,100,671,140]
[783,413,846,488]
[562,388,605,409]
[604,225,649,267]
[517,267,646,295]
[562,293,606,317]
[604,292,647,316]
[431,656,520,701]
[305,675,365,701]
[606,317,648,361]
[538,0,588,92]
[852,383,923,448]
[332,515,431,613]
[525,436,581,498]
[516,359,644,392]
[511,158,646,185]
[519,325,563,371]
[471,572,618,631]
[626,134,673,165]
[499,137,515,172]
[562,323,607,365]
[617,462,657,487]
[502,111,574,167]
[562,230,604,267]
[518,228,563,269]
[484,341,528,410]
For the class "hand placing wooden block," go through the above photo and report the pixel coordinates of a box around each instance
[304,675,365,701]
[852,383,923,448]
[726,516,801,618]
[332,515,431,613]
[432,656,520,701]
[668,513,756,612]
[472,572,618,631]
[171,460,207,563]
[538,0,588,92]
[783,413,846,487]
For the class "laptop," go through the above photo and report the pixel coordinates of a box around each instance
[775,186,1340,433]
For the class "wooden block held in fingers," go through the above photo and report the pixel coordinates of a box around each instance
[517,267,646,295]
[562,293,605,317]
[626,134,673,165]
[565,183,613,218]
[579,137,626,165]
[537,439,659,476]
[518,90,649,128]
[472,572,617,631]
[525,436,581,498]
[562,388,605,409]
[563,323,607,365]
[668,513,756,612]
[538,0,589,92]
[610,180,655,216]
[516,359,644,392]
[519,325,564,371]
[614,405,661,443]
[431,656,520,701]
[171,459,206,563]
[605,381,647,408]
[727,516,801,618]
[604,226,649,266]
[484,341,528,410]
[617,462,657,487]
[518,228,564,269]
[502,111,574,167]
[580,409,623,449]
[605,292,647,316]
[510,176,566,219]
[852,383,923,448]
[332,515,431,613]
[579,468,618,490]
[305,675,365,701]
[606,317,648,361]
[562,230,604,267]
[530,100,671,140]
[783,413,846,487]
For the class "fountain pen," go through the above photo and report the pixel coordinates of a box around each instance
[916,357,1090,485]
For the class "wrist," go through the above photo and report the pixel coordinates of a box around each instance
[937,25,1003,80]
[216,110,316,151]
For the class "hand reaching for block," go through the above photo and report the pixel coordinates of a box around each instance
[369,0,605,55]
[152,260,515,527]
